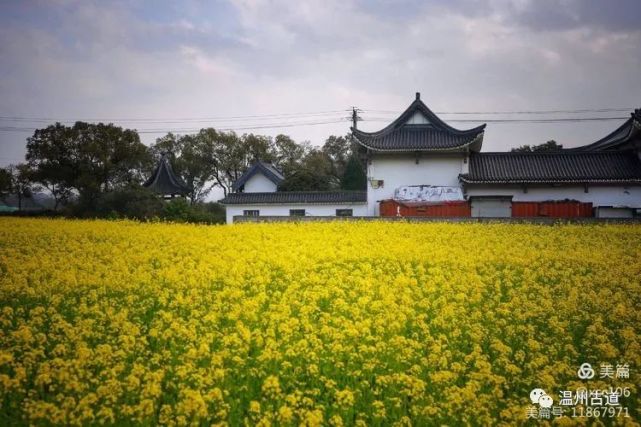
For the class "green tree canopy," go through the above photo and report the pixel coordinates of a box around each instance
[149,132,217,204]
[340,155,367,191]
[26,122,151,209]
[511,140,563,152]
[2,164,40,211]
[0,167,12,198]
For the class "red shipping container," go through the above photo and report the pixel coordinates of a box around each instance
[512,201,593,218]
[380,199,471,217]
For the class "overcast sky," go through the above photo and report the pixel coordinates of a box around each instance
[1,0,641,167]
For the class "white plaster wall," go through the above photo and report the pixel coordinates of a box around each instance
[367,154,465,215]
[225,204,368,224]
[465,185,641,207]
[243,173,277,193]
[595,207,634,218]
[471,198,512,217]
[405,112,430,125]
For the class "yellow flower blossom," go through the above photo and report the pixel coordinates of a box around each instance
[0,218,639,425]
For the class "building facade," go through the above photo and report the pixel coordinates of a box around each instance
[221,94,641,223]
[221,161,367,223]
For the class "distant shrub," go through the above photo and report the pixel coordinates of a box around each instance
[0,209,64,218]
[162,199,225,224]
[94,186,164,220]
[6,187,226,224]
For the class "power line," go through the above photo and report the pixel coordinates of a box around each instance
[0,110,352,124]
[0,106,636,123]
[0,115,632,134]
[138,119,349,133]
[0,118,351,134]
[363,116,629,124]
[362,107,637,115]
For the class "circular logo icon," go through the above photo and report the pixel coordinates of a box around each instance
[577,362,595,379]
[539,395,553,408]
[530,388,546,404]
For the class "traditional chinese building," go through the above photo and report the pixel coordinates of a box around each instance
[143,153,191,198]
[460,109,641,218]
[221,94,641,223]
[352,92,486,216]
[221,161,366,223]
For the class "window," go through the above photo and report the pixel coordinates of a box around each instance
[243,210,259,217]
[289,209,306,217]
[370,179,384,189]
[336,209,353,217]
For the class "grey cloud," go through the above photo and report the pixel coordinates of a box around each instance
[510,0,641,32]
[1,0,641,170]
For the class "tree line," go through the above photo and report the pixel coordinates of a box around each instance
[0,122,366,220]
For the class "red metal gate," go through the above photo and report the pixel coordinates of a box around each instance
[380,200,471,217]
[511,201,593,218]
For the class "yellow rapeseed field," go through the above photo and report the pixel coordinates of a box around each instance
[0,218,640,426]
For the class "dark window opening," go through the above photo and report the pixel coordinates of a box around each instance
[290,209,306,217]
[243,210,259,217]
[336,209,353,217]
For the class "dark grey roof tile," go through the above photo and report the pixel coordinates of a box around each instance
[220,191,367,204]
[352,93,485,152]
[232,161,284,192]
[461,151,641,184]
[570,109,641,151]
[143,154,191,195]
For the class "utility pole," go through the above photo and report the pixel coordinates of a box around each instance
[351,107,362,129]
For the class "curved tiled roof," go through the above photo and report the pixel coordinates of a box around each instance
[143,154,191,195]
[220,191,367,205]
[570,109,641,151]
[460,151,641,184]
[232,161,284,192]
[352,93,486,152]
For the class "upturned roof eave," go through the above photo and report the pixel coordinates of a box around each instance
[143,156,191,195]
[352,98,486,138]
[351,130,484,153]
[567,110,641,151]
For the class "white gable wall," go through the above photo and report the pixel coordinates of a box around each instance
[243,172,278,192]
[366,153,465,215]
[225,203,368,224]
[405,111,430,125]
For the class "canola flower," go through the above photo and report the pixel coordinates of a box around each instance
[0,217,640,426]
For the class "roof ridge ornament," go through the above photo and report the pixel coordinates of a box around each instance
[351,93,486,152]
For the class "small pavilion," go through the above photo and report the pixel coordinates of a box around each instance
[143,153,191,198]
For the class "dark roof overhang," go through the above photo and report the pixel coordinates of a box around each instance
[569,109,641,151]
[220,191,367,205]
[351,93,486,153]
[232,161,285,192]
[143,154,191,195]
[459,151,641,185]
